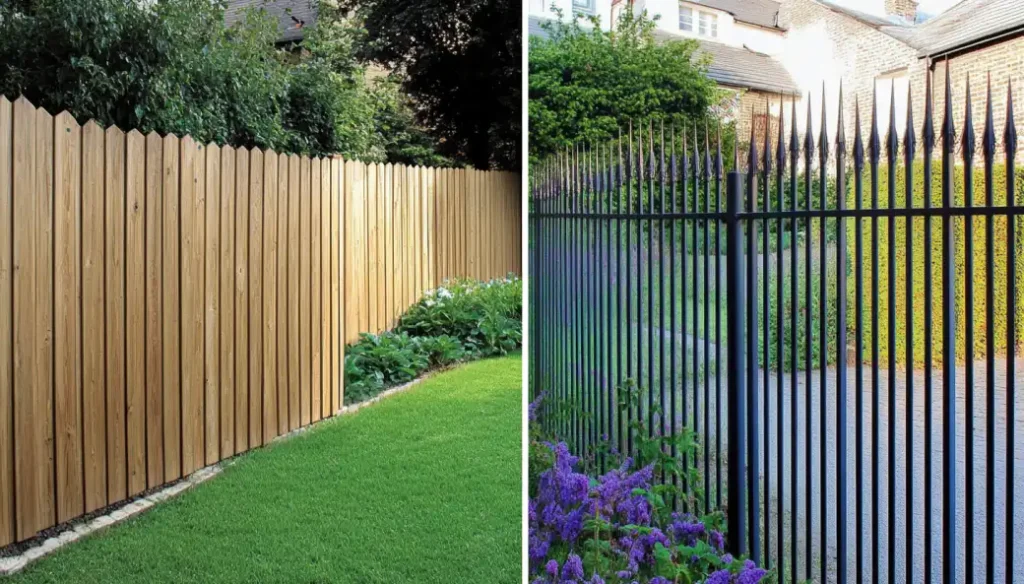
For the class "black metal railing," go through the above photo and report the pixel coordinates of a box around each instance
[529,68,1021,583]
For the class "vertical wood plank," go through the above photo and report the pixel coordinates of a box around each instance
[203,144,220,466]
[310,158,322,423]
[277,154,289,434]
[331,158,342,412]
[144,132,164,488]
[248,149,263,446]
[0,97,12,546]
[37,107,55,530]
[54,111,83,522]
[299,157,311,426]
[125,131,146,496]
[161,133,181,482]
[104,127,127,502]
[287,154,300,430]
[263,152,279,440]
[376,164,386,331]
[393,166,404,319]
[81,120,108,513]
[179,137,204,476]
[219,146,236,458]
[366,164,378,333]
[234,148,249,451]
[344,161,361,343]
[425,167,435,290]
[383,164,394,327]
[320,159,330,420]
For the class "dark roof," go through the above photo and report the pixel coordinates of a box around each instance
[904,0,1024,56]
[688,0,784,30]
[225,0,316,43]
[689,37,800,94]
[527,17,798,95]
[816,0,917,43]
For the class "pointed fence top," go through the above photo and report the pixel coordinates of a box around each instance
[962,73,976,161]
[923,69,936,153]
[942,65,956,152]
[819,84,829,163]
[982,72,996,158]
[853,95,864,168]
[748,107,759,174]
[804,93,815,160]
[789,98,799,155]
[904,83,916,159]
[763,98,772,174]
[1006,80,1018,155]
[836,84,846,156]
[776,96,787,170]
[886,80,899,159]
[869,80,881,163]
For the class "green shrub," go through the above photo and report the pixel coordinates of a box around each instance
[345,276,523,404]
[846,163,1024,365]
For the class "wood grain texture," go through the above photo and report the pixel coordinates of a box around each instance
[219,146,235,458]
[310,158,321,423]
[125,130,146,496]
[234,148,249,450]
[277,154,289,435]
[105,127,127,503]
[179,137,204,476]
[248,149,263,446]
[287,155,299,430]
[53,111,83,522]
[161,134,180,482]
[203,144,220,466]
[144,132,164,489]
[299,156,311,426]
[262,152,278,440]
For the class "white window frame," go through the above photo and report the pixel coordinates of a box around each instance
[679,5,694,31]
[699,11,718,37]
[573,0,596,15]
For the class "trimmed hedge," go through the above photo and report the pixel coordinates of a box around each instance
[846,163,1024,366]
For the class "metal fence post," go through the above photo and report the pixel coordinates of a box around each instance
[725,170,747,556]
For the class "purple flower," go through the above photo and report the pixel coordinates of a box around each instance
[562,554,584,580]
[709,530,725,551]
[588,574,605,584]
[706,569,732,584]
[546,559,560,577]
[669,515,705,545]
[736,559,767,584]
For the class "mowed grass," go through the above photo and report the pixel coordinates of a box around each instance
[8,355,522,584]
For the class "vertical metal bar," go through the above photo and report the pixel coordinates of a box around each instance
[963,76,978,584]
[746,122,761,564]
[853,95,866,584]
[788,98,800,584]
[647,123,655,439]
[904,82,917,584]
[922,70,936,584]
[618,133,627,456]
[726,169,748,556]
[681,130,690,508]
[715,126,723,510]
[622,124,630,452]
[869,82,882,584]
[704,124,712,516]
[836,84,849,584]
[1004,79,1017,584]
[982,74,997,584]
[670,126,679,492]
[818,86,830,584]
[659,122,667,467]
[940,63,958,584]
[885,81,898,584]
[774,96,786,582]
[761,103,772,566]
[803,94,815,580]
[693,125,702,493]
[637,125,645,444]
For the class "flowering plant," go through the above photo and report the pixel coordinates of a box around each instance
[528,387,767,584]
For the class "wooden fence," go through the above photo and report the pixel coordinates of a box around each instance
[0,96,522,546]
[344,162,520,341]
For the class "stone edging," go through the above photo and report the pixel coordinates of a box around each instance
[0,375,431,576]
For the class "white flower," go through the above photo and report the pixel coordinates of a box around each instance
[425,299,435,307]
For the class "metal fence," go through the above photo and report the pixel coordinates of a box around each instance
[528,69,1022,584]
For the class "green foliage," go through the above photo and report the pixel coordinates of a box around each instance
[528,7,721,162]
[0,0,450,164]
[342,0,521,170]
[345,276,523,404]
[846,163,1024,365]
[369,77,455,168]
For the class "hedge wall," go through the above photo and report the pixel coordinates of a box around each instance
[846,163,1024,366]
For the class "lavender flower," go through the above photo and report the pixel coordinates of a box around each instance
[562,554,584,580]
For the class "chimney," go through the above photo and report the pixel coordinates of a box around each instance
[884,0,918,22]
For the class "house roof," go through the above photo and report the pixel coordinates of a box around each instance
[224,0,316,43]
[687,37,801,95]
[904,0,1024,56]
[688,0,785,30]
[815,0,917,43]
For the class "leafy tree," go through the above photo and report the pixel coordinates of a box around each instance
[338,0,521,171]
[528,8,723,162]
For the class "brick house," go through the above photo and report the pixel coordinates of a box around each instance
[777,0,1024,156]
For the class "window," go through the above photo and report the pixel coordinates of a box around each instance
[699,11,718,37]
[679,5,693,31]
[573,0,595,15]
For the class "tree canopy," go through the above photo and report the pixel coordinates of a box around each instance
[528,9,723,162]
[342,0,521,171]
[0,0,452,165]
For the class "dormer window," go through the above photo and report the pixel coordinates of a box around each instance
[699,11,718,37]
[679,3,719,38]
[573,0,596,15]
[679,6,694,30]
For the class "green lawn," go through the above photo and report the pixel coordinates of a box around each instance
[9,355,522,584]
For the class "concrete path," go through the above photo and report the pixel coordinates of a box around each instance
[643,324,1024,584]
